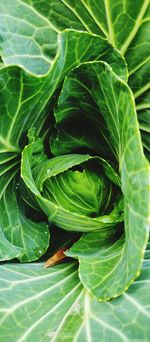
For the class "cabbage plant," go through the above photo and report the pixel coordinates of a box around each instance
[0,1,150,341]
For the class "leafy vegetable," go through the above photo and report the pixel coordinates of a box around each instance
[0,0,149,340]
[0,243,150,341]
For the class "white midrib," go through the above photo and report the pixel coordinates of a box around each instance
[124,293,150,318]
[81,0,109,37]
[0,263,74,286]
[62,0,93,33]
[120,0,149,55]
[19,0,59,33]
[91,314,129,342]
[6,73,23,142]
[129,56,150,76]
[17,283,82,342]
[136,103,150,111]
[134,82,150,99]
[0,136,19,152]
[0,270,78,325]
[104,0,115,46]
[51,289,84,342]
[84,293,92,342]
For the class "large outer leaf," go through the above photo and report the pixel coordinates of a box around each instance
[52,61,150,300]
[0,0,126,76]
[1,0,149,104]
[0,0,149,148]
[0,245,150,341]
[0,0,84,74]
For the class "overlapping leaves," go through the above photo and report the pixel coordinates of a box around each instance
[0,28,127,262]
[1,0,149,155]
[0,243,150,341]
[0,1,149,341]
[21,61,150,299]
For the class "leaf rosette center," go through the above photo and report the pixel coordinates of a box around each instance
[42,162,113,218]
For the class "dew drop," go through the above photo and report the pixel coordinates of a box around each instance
[47,168,52,174]
[102,217,110,223]
[15,183,19,190]
[34,248,44,257]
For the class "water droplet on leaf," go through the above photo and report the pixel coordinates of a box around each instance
[102,217,110,223]
[34,248,44,257]
[47,168,52,174]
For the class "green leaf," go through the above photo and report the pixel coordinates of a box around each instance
[0,0,127,79]
[1,29,123,261]
[51,61,150,299]
[0,153,20,198]
[138,110,150,155]
[0,155,23,261]
[0,28,126,152]
[0,230,22,262]
[0,0,85,74]
[138,110,150,134]
[0,248,150,341]
[0,3,149,338]
[0,64,50,261]
[1,0,149,150]
[124,3,150,103]
[59,0,150,140]
[62,1,149,71]
[21,139,123,232]
[50,122,112,158]
[0,66,46,153]
[0,178,49,262]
